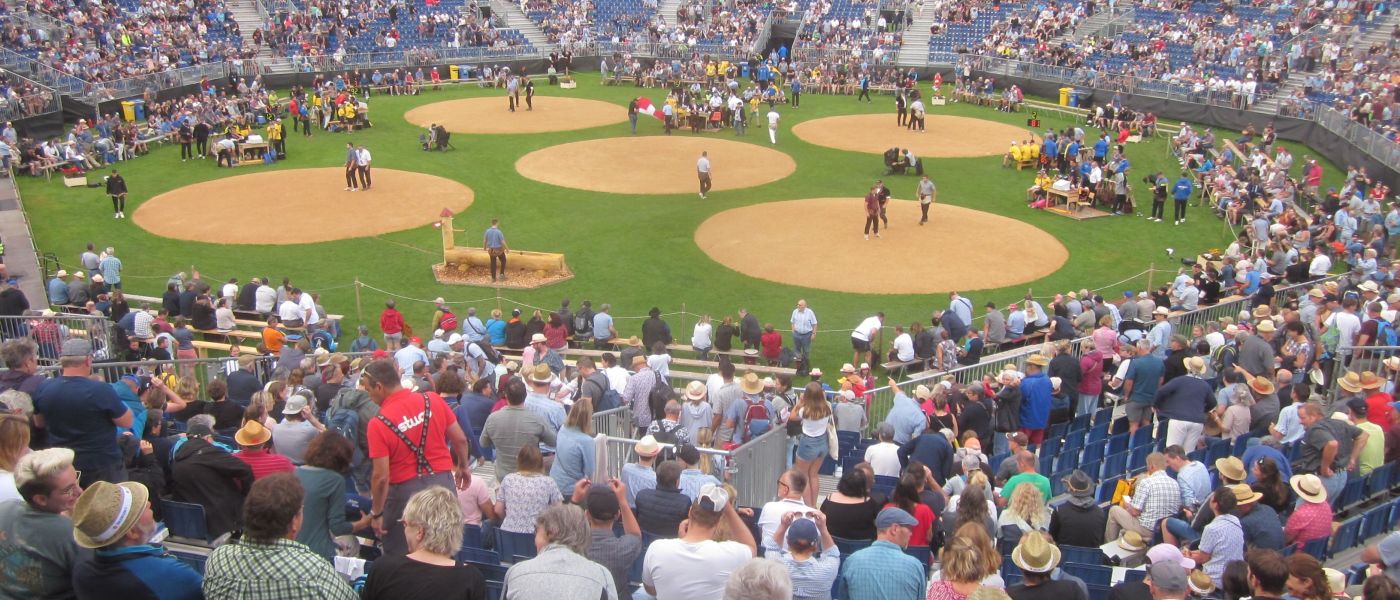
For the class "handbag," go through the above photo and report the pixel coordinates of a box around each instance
[826,418,839,458]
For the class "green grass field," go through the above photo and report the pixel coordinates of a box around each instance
[18,72,1343,371]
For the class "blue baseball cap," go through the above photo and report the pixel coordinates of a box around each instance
[786,518,819,545]
[875,507,918,529]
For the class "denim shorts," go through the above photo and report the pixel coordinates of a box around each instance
[796,432,829,461]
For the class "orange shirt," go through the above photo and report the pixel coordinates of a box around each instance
[263,327,285,353]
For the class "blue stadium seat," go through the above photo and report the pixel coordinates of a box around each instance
[464,559,509,600]
[1087,421,1110,445]
[1337,477,1366,510]
[1330,518,1362,558]
[1129,427,1153,449]
[462,524,485,550]
[1082,442,1106,465]
[457,546,500,565]
[162,501,211,543]
[1107,433,1129,455]
[1070,413,1092,433]
[1366,464,1393,500]
[1063,562,1112,586]
[1096,475,1123,504]
[1060,545,1104,566]
[1102,452,1129,478]
[1063,430,1086,455]
[1128,445,1151,473]
[495,529,538,563]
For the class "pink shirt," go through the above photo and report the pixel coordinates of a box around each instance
[457,476,492,525]
[1092,327,1120,356]
[1285,500,1333,548]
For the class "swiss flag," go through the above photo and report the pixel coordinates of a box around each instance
[636,97,666,121]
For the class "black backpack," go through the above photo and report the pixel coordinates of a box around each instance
[651,420,681,462]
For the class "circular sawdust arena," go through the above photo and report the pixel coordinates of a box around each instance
[404,97,627,134]
[516,136,796,194]
[695,198,1068,294]
[133,168,474,245]
[792,114,1030,157]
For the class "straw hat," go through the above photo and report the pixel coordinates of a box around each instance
[529,363,554,384]
[71,481,150,549]
[1359,371,1384,390]
[1188,570,1217,596]
[1026,353,1049,367]
[625,336,643,348]
[55,269,67,278]
[684,381,706,401]
[1185,356,1206,374]
[1252,305,1273,319]
[234,420,272,446]
[1248,375,1275,396]
[634,435,662,457]
[1290,473,1328,504]
[1214,457,1246,483]
[1229,484,1262,506]
[1117,530,1148,552]
[1255,320,1276,333]
[914,385,932,400]
[1386,356,1400,372]
[840,363,856,373]
[1323,569,1350,599]
[740,372,765,394]
[1337,371,1364,394]
[1011,533,1061,574]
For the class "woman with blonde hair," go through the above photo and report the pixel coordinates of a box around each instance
[792,382,833,506]
[0,413,31,501]
[1220,384,1253,440]
[696,427,718,473]
[997,482,1050,533]
[248,389,278,429]
[549,398,596,496]
[692,314,714,360]
[360,486,488,599]
[929,522,1004,600]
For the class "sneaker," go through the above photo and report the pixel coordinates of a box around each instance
[1180,218,1186,224]
[876,233,881,238]
[119,212,125,218]
[345,187,352,191]
[864,234,869,240]
[699,193,705,199]
[349,188,358,192]
[114,213,119,219]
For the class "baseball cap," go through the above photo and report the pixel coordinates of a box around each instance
[186,419,215,437]
[585,485,619,522]
[1148,562,1189,593]
[60,339,93,357]
[875,507,919,529]
[696,483,729,512]
[961,455,981,473]
[282,393,310,415]
[786,517,820,546]
[1006,432,1029,446]
[1146,543,1195,569]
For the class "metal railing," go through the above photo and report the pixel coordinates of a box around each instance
[0,73,61,120]
[0,313,117,364]
[592,405,636,439]
[1313,106,1400,173]
[861,272,1347,427]
[595,425,788,507]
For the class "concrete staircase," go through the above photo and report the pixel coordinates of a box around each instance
[1052,2,1131,44]
[494,1,554,54]
[658,0,683,29]
[226,0,275,60]
[1251,14,1395,115]
[895,6,937,67]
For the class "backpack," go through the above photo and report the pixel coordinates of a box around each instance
[472,340,501,365]
[574,311,592,335]
[326,401,364,468]
[1209,343,1235,376]
[651,420,681,461]
[741,396,771,442]
[1375,319,1398,348]
[647,370,671,420]
[440,310,458,332]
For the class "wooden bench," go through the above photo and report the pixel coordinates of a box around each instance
[190,340,258,356]
[192,328,263,341]
[882,358,923,377]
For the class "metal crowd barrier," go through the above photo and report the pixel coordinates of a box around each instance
[595,426,788,507]
[0,313,117,364]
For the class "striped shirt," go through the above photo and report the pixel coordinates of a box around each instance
[1199,514,1244,587]
[776,545,841,600]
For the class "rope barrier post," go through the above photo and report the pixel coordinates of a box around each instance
[1147,262,1155,292]
[354,276,363,324]
[495,288,502,313]
[680,302,687,342]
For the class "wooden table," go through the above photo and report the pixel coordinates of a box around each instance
[237,142,269,164]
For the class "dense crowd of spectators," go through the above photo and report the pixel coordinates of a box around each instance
[254,0,527,61]
[4,0,248,82]
[797,0,906,63]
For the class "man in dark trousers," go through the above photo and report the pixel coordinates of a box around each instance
[177,120,193,161]
[864,185,880,240]
[192,119,210,159]
[857,72,871,102]
[344,143,359,191]
[105,170,127,219]
[895,91,907,127]
[874,179,892,230]
[738,308,762,351]
[524,76,535,111]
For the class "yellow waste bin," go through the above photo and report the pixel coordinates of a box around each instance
[120,100,136,122]
[1059,87,1071,106]
[449,65,459,81]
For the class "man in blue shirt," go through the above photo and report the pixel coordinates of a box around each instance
[35,339,134,488]
[883,381,927,445]
[71,481,204,600]
[483,218,508,282]
[47,270,69,305]
[899,428,954,485]
[1172,171,1194,225]
[1020,354,1053,443]
[593,303,617,348]
[841,507,925,600]
[1093,135,1109,160]
[1122,339,1165,436]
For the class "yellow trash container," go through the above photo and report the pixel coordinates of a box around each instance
[1059,87,1071,106]
[449,65,460,81]
[120,100,136,122]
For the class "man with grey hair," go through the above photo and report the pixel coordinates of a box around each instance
[724,558,793,600]
[0,389,34,416]
[0,338,43,395]
[98,247,122,290]
[504,504,618,599]
[0,448,83,599]
[462,306,487,343]
[33,339,132,487]
[1147,560,1190,600]
[593,304,617,348]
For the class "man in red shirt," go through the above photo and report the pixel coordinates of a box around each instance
[232,419,295,480]
[380,300,406,351]
[863,187,880,240]
[1361,370,1395,428]
[364,359,473,556]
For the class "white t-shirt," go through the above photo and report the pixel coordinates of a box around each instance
[643,538,752,600]
[852,316,882,342]
[221,283,238,300]
[604,366,630,394]
[298,294,320,325]
[757,498,812,551]
[893,333,915,361]
[692,322,713,349]
[255,285,277,313]
[1327,311,1362,351]
[277,300,301,322]
[865,442,902,477]
[767,110,780,127]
